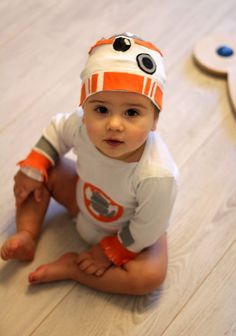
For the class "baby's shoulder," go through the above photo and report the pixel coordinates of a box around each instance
[136,132,179,180]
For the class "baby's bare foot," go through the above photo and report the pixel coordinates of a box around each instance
[28,252,79,284]
[0,231,36,261]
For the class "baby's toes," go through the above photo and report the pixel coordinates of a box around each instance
[0,240,17,260]
[0,245,9,260]
[28,265,49,284]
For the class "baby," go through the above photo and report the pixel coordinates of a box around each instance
[1,33,178,295]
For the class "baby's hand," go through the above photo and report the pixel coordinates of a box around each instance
[14,170,44,208]
[77,244,112,277]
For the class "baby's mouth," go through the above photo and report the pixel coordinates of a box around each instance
[104,139,124,147]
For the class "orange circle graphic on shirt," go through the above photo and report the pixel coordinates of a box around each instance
[83,182,123,222]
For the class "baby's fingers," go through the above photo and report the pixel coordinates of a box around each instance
[14,186,27,196]
[34,187,43,203]
[77,258,93,271]
[14,187,30,207]
[83,264,99,275]
[76,252,90,265]
[79,262,104,276]
[95,267,106,277]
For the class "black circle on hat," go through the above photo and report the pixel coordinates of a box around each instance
[136,53,156,74]
[113,37,131,52]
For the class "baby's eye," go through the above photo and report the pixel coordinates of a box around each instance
[95,106,108,114]
[125,109,139,117]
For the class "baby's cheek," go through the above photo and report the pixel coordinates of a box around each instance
[86,124,96,138]
[133,130,149,145]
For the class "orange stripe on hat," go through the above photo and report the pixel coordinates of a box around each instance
[80,72,163,110]
[103,72,144,93]
[89,38,114,54]
[143,77,152,96]
[91,73,98,93]
[80,84,86,106]
[154,86,163,110]
[134,39,163,55]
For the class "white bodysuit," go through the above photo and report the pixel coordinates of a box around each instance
[35,108,178,253]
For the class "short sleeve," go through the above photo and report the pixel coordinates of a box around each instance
[42,110,82,156]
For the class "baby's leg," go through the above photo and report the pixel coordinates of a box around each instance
[28,235,168,296]
[1,158,78,261]
[1,187,50,261]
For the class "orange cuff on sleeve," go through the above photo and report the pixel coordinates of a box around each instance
[100,236,138,266]
[18,150,53,182]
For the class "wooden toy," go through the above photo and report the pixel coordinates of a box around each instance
[193,35,236,113]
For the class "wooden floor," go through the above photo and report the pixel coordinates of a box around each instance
[1,0,236,335]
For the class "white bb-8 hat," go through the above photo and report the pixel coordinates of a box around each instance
[80,33,166,111]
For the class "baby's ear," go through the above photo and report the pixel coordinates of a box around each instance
[152,113,159,131]
[151,104,160,131]
[151,121,157,131]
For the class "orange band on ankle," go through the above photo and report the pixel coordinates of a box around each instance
[100,236,137,266]
[18,150,53,181]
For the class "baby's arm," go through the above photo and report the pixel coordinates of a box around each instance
[12,111,81,211]
[16,111,81,202]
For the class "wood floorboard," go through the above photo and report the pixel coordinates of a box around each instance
[162,240,236,336]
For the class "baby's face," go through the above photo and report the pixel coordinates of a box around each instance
[83,91,158,162]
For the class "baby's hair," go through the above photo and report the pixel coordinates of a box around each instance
[152,103,160,118]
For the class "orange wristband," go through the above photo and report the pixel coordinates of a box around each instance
[18,150,53,182]
[100,236,137,266]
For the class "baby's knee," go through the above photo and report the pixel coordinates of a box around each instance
[128,265,167,295]
[45,159,79,216]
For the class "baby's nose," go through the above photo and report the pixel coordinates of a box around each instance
[107,115,124,131]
